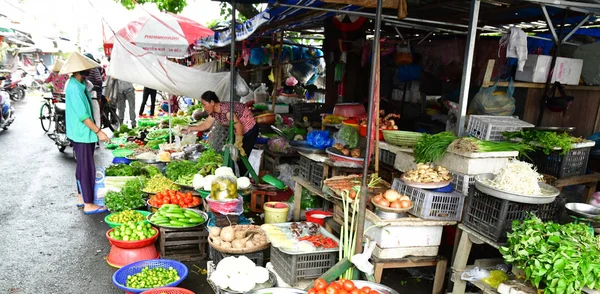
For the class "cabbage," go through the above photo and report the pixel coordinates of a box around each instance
[215,166,235,177]
[203,175,216,191]
[268,136,292,154]
[193,174,204,189]
[337,126,358,149]
[237,177,251,189]
[251,266,270,284]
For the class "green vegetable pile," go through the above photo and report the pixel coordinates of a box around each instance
[107,210,146,224]
[165,160,198,181]
[145,138,166,149]
[337,125,359,149]
[105,178,147,212]
[146,129,170,140]
[144,174,179,193]
[414,132,457,163]
[196,149,223,176]
[177,174,194,186]
[105,162,161,177]
[125,266,180,289]
[187,103,203,116]
[501,216,600,293]
[503,130,583,155]
[149,204,206,227]
[113,124,138,138]
[451,137,534,154]
[109,221,156,241]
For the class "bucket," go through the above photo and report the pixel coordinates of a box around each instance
[305,210,332,226]
[263,202,290,223]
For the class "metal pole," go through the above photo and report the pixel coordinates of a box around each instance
[538,9,568,126]
[225,0,237,167]
[562,14,591,43]
[456,0,481,137]
[355,0,382,255]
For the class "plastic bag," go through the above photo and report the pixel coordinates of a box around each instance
[469,80,516,116]
[482,270,508,289]
[306,130,333,149]
[254,83,269,104]
[181,133,197,146]
[461,267,490,282]
[335,125,359,149]
[206,196,244,215]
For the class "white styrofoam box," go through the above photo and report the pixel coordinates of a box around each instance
[515,54,583,85]
[372,242,439,259]
[437,152,510,175]
[268,103,290,114]
[365,219,443,249]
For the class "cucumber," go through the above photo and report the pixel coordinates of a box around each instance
[161,204,179,209]
[169,220,187,226]
[167,208,184,214]
[184,210,202,218]
[165,213,185,219]
[189,217,204,223]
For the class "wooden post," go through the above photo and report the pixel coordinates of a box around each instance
[271,32,285,112]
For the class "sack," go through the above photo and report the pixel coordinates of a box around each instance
[469,80,516,116]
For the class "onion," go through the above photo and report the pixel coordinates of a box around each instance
[246,240,256,249]
[232,239,245,248]
[234,231,246,240]
[212,236,222,246]
[220,227,235,242]
[400,200,411,208]
[390,200,402,209]
[384,190,400,202]
[399,195,410,201]
[373,194,383,203]
[209,227,221,238]
[377,198,390,207]
[221,241,232,248]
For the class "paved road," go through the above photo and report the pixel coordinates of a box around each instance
[0,94,211,294]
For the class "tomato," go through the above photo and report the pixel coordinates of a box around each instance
[325,286,338,294]
[342,280,355,292]
[314,278,328,290]
[368,291,379,294]
[317,290,326,294]
[330,282,341,290]
[350,289,360,294]
[337,290,348,294]
[360,287,371,292]
[308,289,318,294]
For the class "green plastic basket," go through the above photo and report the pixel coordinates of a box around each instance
[138,118,159,127]
[112,148,135,158]
[105,137,128,149]
[197,190,210,199]
[381,130,423,147]
[104,210,152,228]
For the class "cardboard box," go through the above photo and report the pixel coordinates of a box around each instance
[515,54,583,85]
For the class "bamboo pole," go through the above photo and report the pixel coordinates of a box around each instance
[271,32,285,111]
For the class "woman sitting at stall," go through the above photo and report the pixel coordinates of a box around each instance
[183,91,258,175]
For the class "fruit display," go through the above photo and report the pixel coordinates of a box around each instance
[210,175,238,201]
[308,278,382,294]
[148,190,201,208]
[358,110,400,130]
[149,204,206,228]
[208,225,269,252]
[107,210,147,224]
[403,163,451,183]
[109,221,157,241]
[372,190,412,210]
[125,266,181,289]
[144,174,179,193]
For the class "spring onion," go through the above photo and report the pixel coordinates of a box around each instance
[451,137,534,154]
[414,132,457,163]
[486,160,544,195]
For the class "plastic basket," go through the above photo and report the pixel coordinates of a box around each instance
[105,210,152,228]
[112,148,135,158]
[299,156,312,181]
[449,171,475,196]
[381,130,422,147]
[141,287,195,294]
[270,246,337,285]
[380,149,396,166]
[392,179,466,221]
[526,147,591,178]
[293,103,324,124]
[466,115,534,141]
[463,187,562,244]
[209,245,264,266]
[112,259,188,294]
[310,161,325,188]
[106,227,159,249]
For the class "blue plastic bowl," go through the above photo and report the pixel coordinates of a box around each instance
[429,183,454,193]
[112,157,132,164]
[112,259,188,293]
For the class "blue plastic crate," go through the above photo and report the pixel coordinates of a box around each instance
[112,259,188,293]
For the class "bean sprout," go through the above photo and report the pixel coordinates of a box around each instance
[487,160,543,195]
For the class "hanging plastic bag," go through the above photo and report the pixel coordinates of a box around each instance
[306,130,334,149]
[469,80,516,116]
[395,45,413,65]
[254,83,269,104]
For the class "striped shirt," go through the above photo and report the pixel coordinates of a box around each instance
[211,102,256,134]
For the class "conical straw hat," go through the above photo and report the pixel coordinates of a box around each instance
[51,59,64,73]
[59,52,100,75]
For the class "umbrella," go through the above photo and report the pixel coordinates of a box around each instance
[103,12,213,58]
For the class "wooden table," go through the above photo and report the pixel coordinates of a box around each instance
[546,172,600,203]
[261,149,300,175]
[372,255,448,294]
[292,176,339,221]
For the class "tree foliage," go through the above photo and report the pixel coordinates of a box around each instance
[116,0,188,14]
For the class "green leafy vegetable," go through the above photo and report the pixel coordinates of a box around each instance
[414,132,457,163]
[165,160,198,181]
[146,129,170,140]
[113,124,132,138]
[337,126,358,149]
[104,178,147,212]
[177,174,194,186]
[501,216,600,294]
[503,130,583,155]
[196,149,223,167]
[106,164,135,176]
[144,174,179,193]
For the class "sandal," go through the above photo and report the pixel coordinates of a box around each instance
[83,207,108,215]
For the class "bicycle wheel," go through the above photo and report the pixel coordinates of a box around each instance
[105,106,121,132]
[39,103,52,132]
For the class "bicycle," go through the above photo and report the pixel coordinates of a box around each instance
[39,92,64,132]
[99,94,121,131]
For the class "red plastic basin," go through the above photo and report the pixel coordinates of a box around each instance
[106,227,159,249]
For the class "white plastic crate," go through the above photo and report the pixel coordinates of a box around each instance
[364,219,443,249]
[450,171,476,196]
[392,179,466,221]
[467,115,534,141]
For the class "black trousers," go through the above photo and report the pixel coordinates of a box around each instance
[140,87,157,116]
[238,123,259,176]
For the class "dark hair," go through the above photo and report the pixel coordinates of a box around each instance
[201,91,220,103]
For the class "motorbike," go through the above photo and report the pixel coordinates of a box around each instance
[0,90,16,130]
[46,94,70,152]
[0,74,26,101]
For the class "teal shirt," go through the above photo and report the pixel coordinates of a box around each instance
[65,77,97,143]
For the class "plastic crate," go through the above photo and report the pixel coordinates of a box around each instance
[392,179,466,221]
[450,171,476,196]
[293,103,324,124]
[270,246,337,285]
[527,147,591,178]
[380,149,396,166]
[466,115,534,141]
[208,245,264,266]
[299,156,312,181]
[310,161,325,188]
[112,259,188,293]
[463,187,562,244]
